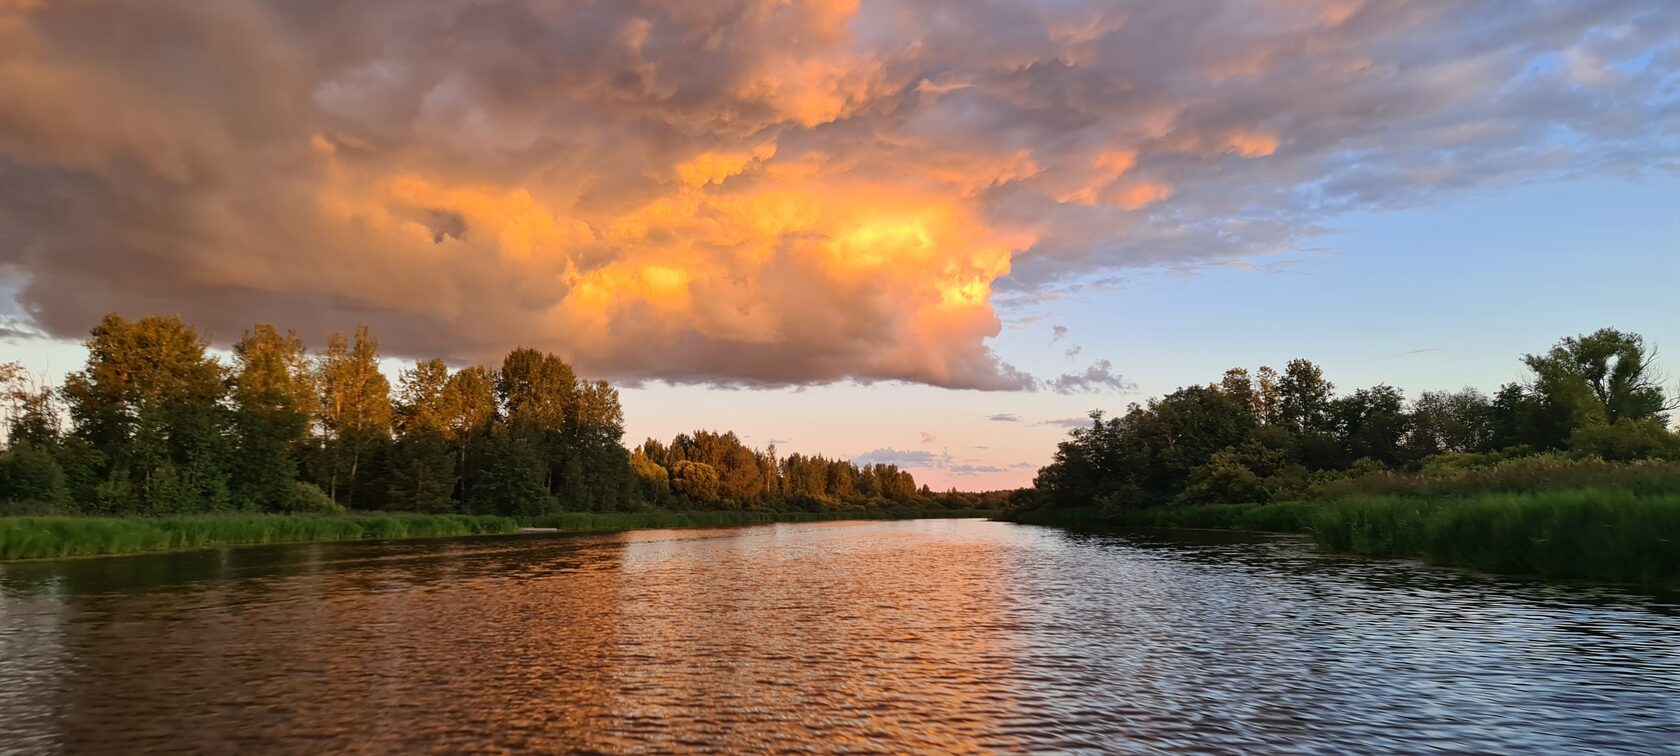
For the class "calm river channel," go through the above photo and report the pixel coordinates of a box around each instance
[1,519,1676,752]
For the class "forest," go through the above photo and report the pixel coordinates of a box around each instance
[1032,327,1678,510]
[0,314,992,518]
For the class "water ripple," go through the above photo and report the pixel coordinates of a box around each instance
[1,520,1677,753]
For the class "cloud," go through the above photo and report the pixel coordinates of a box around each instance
[1050,325,1068,343]
[1064,345,1082,362]
[854,447,950,469]
[1038,416,1093,428]
[1,1,1674,388]
[1046,360,1137,394]
[0,316,45,342]
[919,431,937,445]
[987,413,1021,422]
[947,464,1004,475]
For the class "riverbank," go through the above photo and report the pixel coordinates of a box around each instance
[0,513,521,560]
[522,508,999,532]
[999,489,1680,586]
[0,509,1000,561]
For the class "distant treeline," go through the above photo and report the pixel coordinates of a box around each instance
[1032,328,1679,510]
[0,314,1003,517]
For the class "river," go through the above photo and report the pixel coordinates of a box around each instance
[1,519,1676,752]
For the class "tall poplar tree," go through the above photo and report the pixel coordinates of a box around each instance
[388,358,457,512]
[316,325,392,508]
[231,325,315,510]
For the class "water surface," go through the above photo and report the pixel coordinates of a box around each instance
[1,519,1676,752]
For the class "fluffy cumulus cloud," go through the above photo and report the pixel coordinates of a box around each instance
[1,0,1675,388]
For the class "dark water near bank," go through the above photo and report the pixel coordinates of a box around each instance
[1,520,1677,753]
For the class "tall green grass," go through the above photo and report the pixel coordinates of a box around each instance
[1000,490,1680,586]
[0,513,518,560]
[1309,490,1680,585]
[523,508,998,532]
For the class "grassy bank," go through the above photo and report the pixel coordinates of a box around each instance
[1000,490,1680,586]
[0,513,519,561]
[0,509,999,561]
[522,508,999,532]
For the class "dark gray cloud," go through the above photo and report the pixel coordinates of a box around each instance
[0,0,1672,389]
[987,413,1021,422]
[1046,360,1137,394]
[1038,416,1094,428]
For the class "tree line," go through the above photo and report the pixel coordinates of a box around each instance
[1033,328,1679,509]
[631,431,925,511]
[0,313,979,516]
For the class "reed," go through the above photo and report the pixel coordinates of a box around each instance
[999,490,1680,585]
[1308,490,1680,585]
[0,513,519,560]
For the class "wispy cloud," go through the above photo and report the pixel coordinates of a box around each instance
[1045,360,1138,395]
[854,448,951,469]
[987,413,1021,423]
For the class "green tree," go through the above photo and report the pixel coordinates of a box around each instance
[1253,366,1282,424]
[1406,388,1494,457]
[1275,358,1334,434]
[230,325,315,510]
[0,444,72,509]
[61,314,232,514]
[1569,419,1680,461]
[2,363,60,448]
[473,433,551,517]
[1522,328,1675,450]
[1330,385,1409,467]
[441,365,496,502]
[669,459,722,505]
[316,326,392,508]
[387,358,458,512]
[1219,368,1259,421]
[630,449,672,506]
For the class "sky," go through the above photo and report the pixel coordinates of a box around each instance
[1,0,1677,489]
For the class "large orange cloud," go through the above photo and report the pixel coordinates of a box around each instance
[0,0,1673,387]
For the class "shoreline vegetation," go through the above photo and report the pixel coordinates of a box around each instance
[0,313,1010,521]
[1010,327,1680,587]
[999,487,1679,587]
[0,508,1000,562]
